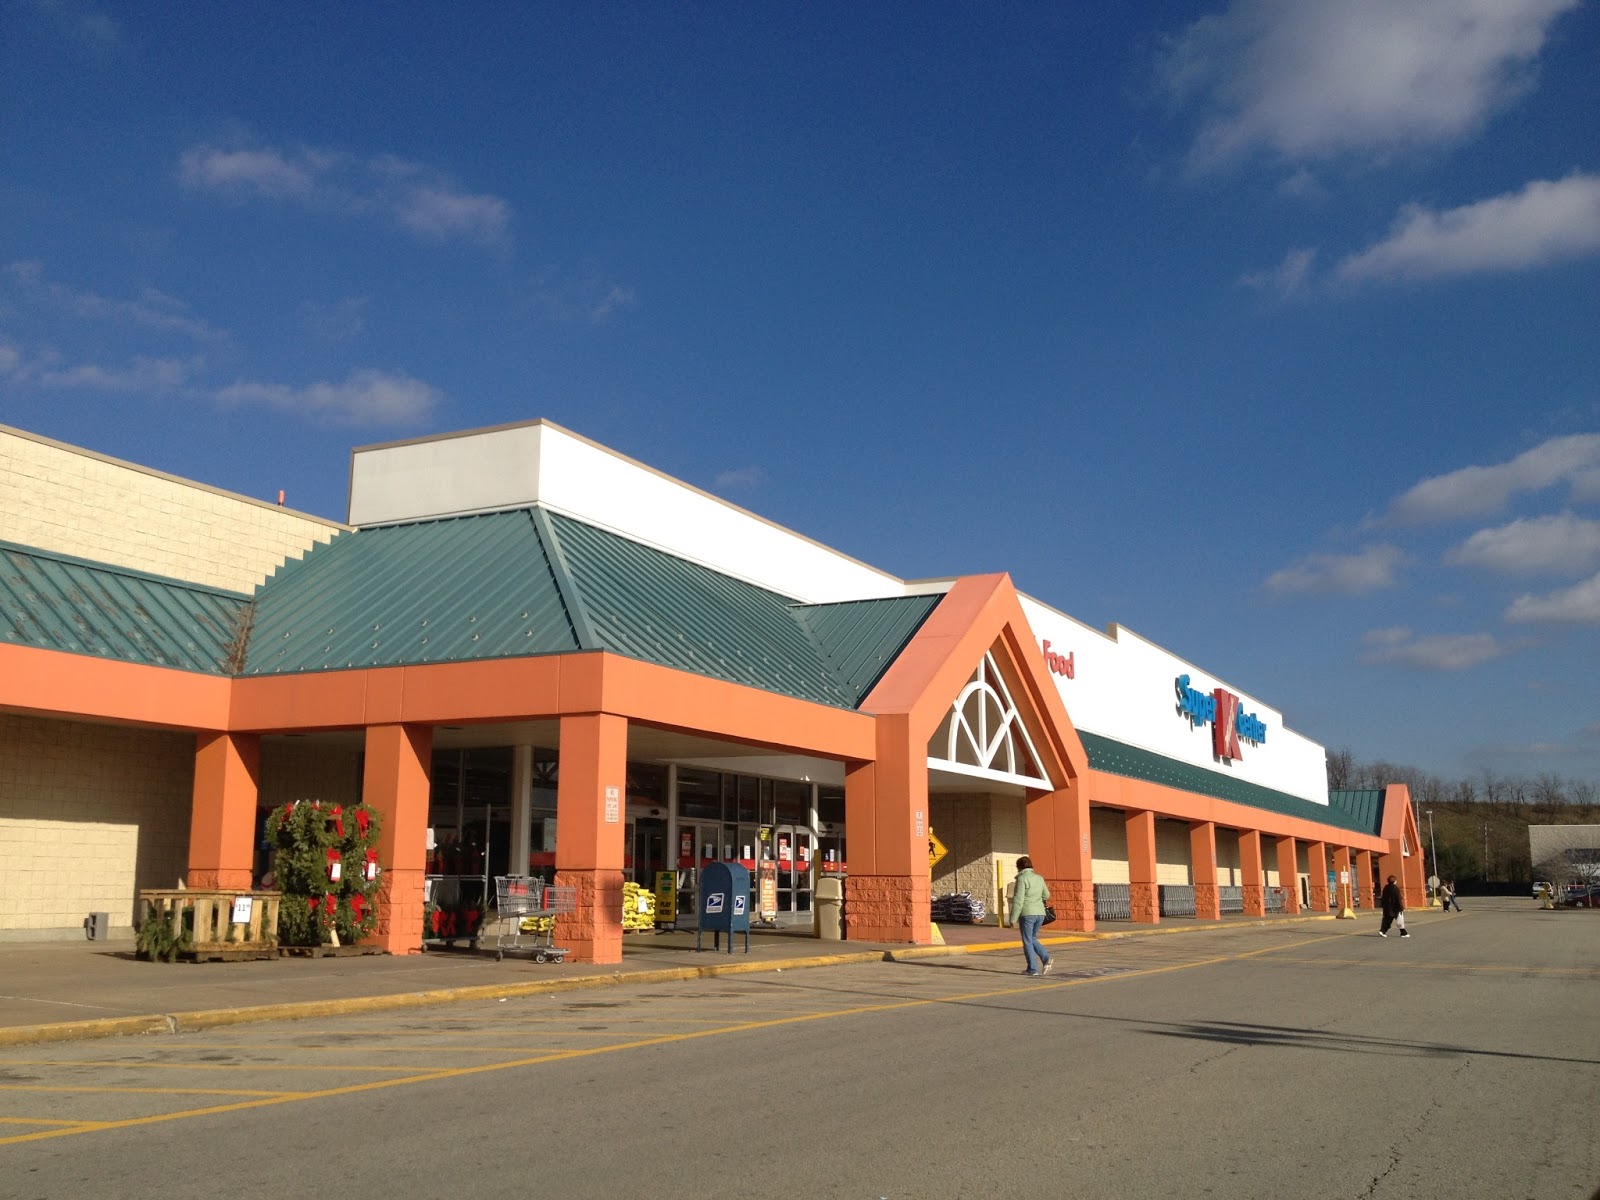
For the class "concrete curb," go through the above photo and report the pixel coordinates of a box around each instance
[0,912,1361,1047]
[0,950,888,1048]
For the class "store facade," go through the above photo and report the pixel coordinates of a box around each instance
[0,420,1424,957]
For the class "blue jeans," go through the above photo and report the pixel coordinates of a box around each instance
[1019,914,1051,974]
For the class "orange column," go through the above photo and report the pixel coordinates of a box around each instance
[1239,829,1265,916]
[1126,810,1158,924]
[554,713,629,964]
[1332,846,1353,914]
[187,732,260,891]
[365,723,432,954]
[1305,841,1329,911]
[843,713,931,944]
[1190,821,1220,919]
[1358,849,1378,909]
[1274,835,1301,914]
[1027,782,1094,932]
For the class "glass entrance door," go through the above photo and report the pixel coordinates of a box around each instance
[775,825,815,917]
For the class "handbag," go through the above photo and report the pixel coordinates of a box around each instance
[1041,905,1057,926]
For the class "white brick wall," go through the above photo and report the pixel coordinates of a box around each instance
[1,424,343,592]
[0,713,193,939]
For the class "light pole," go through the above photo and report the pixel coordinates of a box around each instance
[1426,809,1439,902]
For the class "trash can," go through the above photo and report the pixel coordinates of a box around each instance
[814,876,844,940]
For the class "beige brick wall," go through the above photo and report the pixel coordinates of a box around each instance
[0,713,193,939]
[1,424,344,592]
[930,792,1027,919]
[1091,806,1130,883]
[259,739,363,811]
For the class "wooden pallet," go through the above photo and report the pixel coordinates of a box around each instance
[278,943,387,959]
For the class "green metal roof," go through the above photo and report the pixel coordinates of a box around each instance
[0,540,248,674]
[1082,730,1374,835]
[1326,789,1386,838]
[242,508,938,709]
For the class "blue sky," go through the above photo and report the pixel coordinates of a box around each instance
[3,1,1598,790]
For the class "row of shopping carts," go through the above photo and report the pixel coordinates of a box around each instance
[487,875,577,963]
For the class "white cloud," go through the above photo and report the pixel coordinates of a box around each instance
[179,145,323,199]
[5,260,225,341]
[38,355,196,393]
[1384,434,1600,524]
[1265,545,1404,596]
[178,141,511,245]
[1505,571,1600,623]
[1240,247,1316,297]
[1446,512,1600,574]
[299,296,369,342]
[391,187,509,243]
[1337,173,1600,282]
[215,369,440,426]
[1359,626,1507,670]
[714,466,764,490]
[589,285,637,324]
[1162,0,1579,167]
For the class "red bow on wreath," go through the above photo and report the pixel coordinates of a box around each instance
[355,808,370,838]
[351,894,366,922]
[323,894,337,918]
[330,805,345,838]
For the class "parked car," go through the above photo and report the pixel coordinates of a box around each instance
[1562,884,1600,908]
[1533,881,1554,899]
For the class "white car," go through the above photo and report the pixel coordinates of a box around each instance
[1532,881,1555,899]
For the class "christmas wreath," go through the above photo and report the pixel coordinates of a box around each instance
[266,800,384,947]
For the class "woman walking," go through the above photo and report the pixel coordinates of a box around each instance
[1011,856,1053,975]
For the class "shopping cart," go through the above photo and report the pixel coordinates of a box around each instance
[490,876,576,963]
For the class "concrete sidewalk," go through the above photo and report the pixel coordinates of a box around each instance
[0,911,1353,1047]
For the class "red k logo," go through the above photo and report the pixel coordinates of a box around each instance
[1212,689,1241,760]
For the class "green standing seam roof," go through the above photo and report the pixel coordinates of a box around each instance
[1081,730,1380,835]
[1326,789,1387,838]
[242,507,940,710]
[0,540,249,674]
[244,509,579,674]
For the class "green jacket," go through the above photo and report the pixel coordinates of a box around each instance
[1011,867,1050,921]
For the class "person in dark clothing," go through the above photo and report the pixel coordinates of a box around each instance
[1379,875,1408,937]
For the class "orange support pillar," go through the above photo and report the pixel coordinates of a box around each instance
[1190,821,1220,919]
[1332,846,1354,916]
[366,723,432,954]
[1274,835,1300,914]
[843,713,931,944]
[187,732,260,891]
[1126,810,1158,923]
[1027,782,1094,932]
[1306,841,1329,911]
[554,713,629,964]
[1239,829,1265,916]
[1357,850,1377,909]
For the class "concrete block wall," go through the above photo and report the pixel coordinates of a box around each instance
[259,739,363,812]
[0,713,192,940]
[1,424,343,592]
[930,792,1027,918]
[1155,818,1191,885]
[1090,806,1130,883]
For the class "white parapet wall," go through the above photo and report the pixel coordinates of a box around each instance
[347,419,908,603]
[1019,594,1330,806]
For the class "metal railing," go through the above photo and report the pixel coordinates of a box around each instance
[1159,884,1196,917]
[1264,886,1286,913]
[1218,885,1244,914]
[1094,883,1131,921]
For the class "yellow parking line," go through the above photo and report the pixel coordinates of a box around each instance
[0,1118,92,1127]
[0,1084,290,1097]
[0,1059,414,1074]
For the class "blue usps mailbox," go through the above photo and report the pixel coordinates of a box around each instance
[695,861,751,953]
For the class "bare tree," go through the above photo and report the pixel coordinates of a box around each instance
[1326,747,1354,790]
[1529,824,1600,900]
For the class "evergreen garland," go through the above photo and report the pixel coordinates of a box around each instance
[265,800,384,946]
